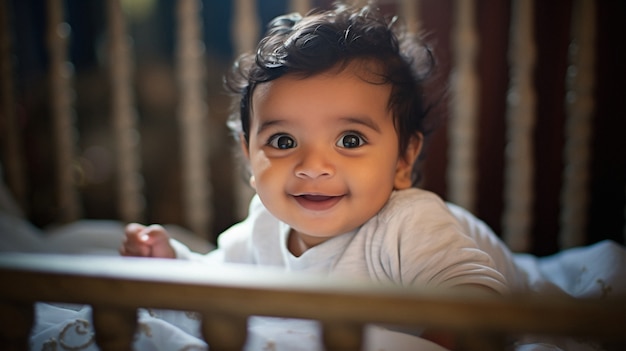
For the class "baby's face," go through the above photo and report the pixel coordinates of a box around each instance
[244,63,412,250]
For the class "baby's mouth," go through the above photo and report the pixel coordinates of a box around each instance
[293,194,344,211]
[299,194,335,202]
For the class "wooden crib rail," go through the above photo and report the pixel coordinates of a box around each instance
[0,253,624,351]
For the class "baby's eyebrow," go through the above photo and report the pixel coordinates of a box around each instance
[339,116,381,133]
[254,115,381,134]
[255,119,286,135]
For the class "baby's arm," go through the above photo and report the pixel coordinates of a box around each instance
[119,195,265,261]
[119,223,176,258]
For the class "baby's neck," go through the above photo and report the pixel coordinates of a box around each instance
[287,229,329,257]
[287,231,308,257]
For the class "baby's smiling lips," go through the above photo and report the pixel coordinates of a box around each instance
[293,194,343,211]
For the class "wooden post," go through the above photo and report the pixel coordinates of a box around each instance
[399,0,421,35]
[0,0,26,212]
[92,307,137,351]
[47,0,82,222]
[201,313,248,351]
[289,0,311,15]
[502,0,537,252]
[106,0,145,223]
[559,0,596,249]
[176,0,212,239]
[231,0,259,219]
[448,0,480,213]
[322,322,363,351]
[0,302,34,351]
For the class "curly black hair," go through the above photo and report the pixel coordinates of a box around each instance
[224,3,435,184]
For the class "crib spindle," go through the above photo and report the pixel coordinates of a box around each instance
[0,0,26,212]
[321,322,363,351]
[91,306,137,351]
[502,0,537,252]
[399,0,421,35]
[176,0,212,239]
[0,302,34,351]
[201,313,248,351]
[232,0,260,58]
[448,0,480,212]
[48,0,82,222]
[457,332,505,351]
[231,0,260,220]
[107,0,145,224]
[289,0,312,15]
[559,0,596,249]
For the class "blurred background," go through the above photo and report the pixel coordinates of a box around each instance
[1,0,624,256]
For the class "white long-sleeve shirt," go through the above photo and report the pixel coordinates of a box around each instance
[174,188,524,293]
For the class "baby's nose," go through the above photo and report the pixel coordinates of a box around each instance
[294,148,335,179]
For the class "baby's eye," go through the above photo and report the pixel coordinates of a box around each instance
[337,133,366,148]
[268,134,297,149]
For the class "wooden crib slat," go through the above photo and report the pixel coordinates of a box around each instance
[0,0,26,212]
[0,301,34,351]
[457,332,506,351]
[321,322,363,351]
[399,0,421,35]
[289,0,312,15]
[201,313,248,351]
[0,253,624,346]
[107,0,145,223]
[502,0,537,252]
[448,0,480,212]
[176,0,212,239]
[47,0,82,222]
[560,0,596,249]
[92,306,137,351]
[231,0,260,220]
[232,0,260,57]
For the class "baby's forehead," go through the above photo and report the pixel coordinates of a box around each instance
[253,70,391,111]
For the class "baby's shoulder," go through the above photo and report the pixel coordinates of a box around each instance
[378,188,451,223]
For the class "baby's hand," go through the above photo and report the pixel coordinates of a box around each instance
[119,223,176,258]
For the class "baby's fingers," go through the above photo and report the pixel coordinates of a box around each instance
[139,224,176,258]
[120,224,174,258]
[125,222,147,238]
[120,223,151,257]
[138,224,169,245]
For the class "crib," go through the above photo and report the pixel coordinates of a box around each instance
[0,0,625,350]
[0,253,623,351]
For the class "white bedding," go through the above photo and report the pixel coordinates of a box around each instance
[0,214,213,256]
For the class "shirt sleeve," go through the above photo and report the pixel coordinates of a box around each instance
[171,195,264,264]
[373,190,510,294]
[446,202,526,292]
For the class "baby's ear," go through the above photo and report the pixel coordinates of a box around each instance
[394,133,423,190]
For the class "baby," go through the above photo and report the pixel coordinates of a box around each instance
[121,3,522,348]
